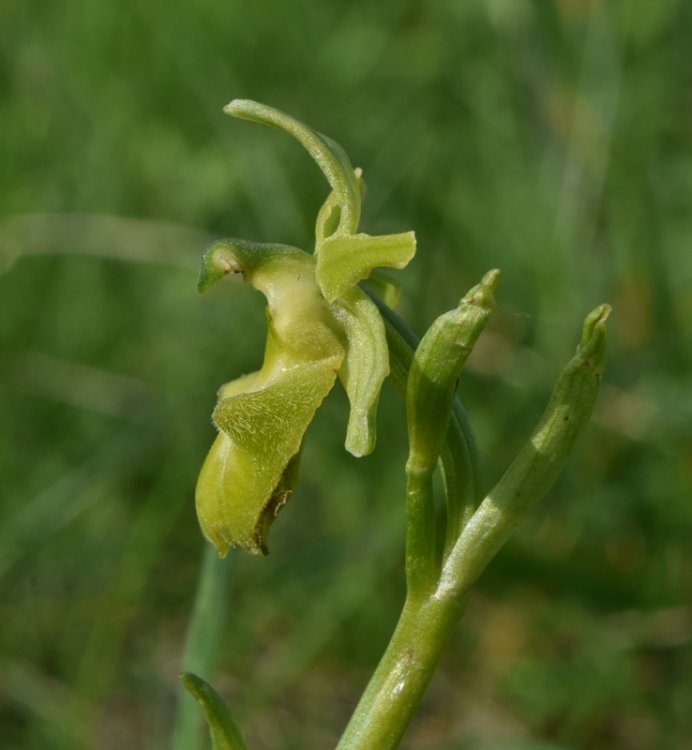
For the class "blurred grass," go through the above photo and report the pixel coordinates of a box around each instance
[1,1,691,748]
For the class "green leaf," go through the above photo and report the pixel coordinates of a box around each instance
[180,672,247,750]
[330,287,390,457]
[225,99,361,235]
[316,231,416,302]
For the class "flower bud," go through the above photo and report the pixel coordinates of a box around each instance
[407,270,500,475]
[440,304,611,596]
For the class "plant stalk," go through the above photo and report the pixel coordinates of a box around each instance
[335,592,463,750]
[172,544,234,750]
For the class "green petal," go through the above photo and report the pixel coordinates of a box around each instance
[330,287,389,457]
[196,357,340,555]
[316,231,416,302]
[225,99,361,235]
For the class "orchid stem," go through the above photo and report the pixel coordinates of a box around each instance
[172,544,233,750]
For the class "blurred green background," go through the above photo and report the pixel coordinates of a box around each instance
[1,1,691,748]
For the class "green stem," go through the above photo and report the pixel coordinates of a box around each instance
[339,303,608,748]
[335,593,463,750]
[441,409,478,558]
[173,544,234,750]
[405,468,438,599]
[337,294,480,747]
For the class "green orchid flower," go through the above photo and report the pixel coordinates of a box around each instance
[195,100,416,556]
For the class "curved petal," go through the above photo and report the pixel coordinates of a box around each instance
[330,287,389,457]
[225,99,361,235]
[314,168,365,250]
